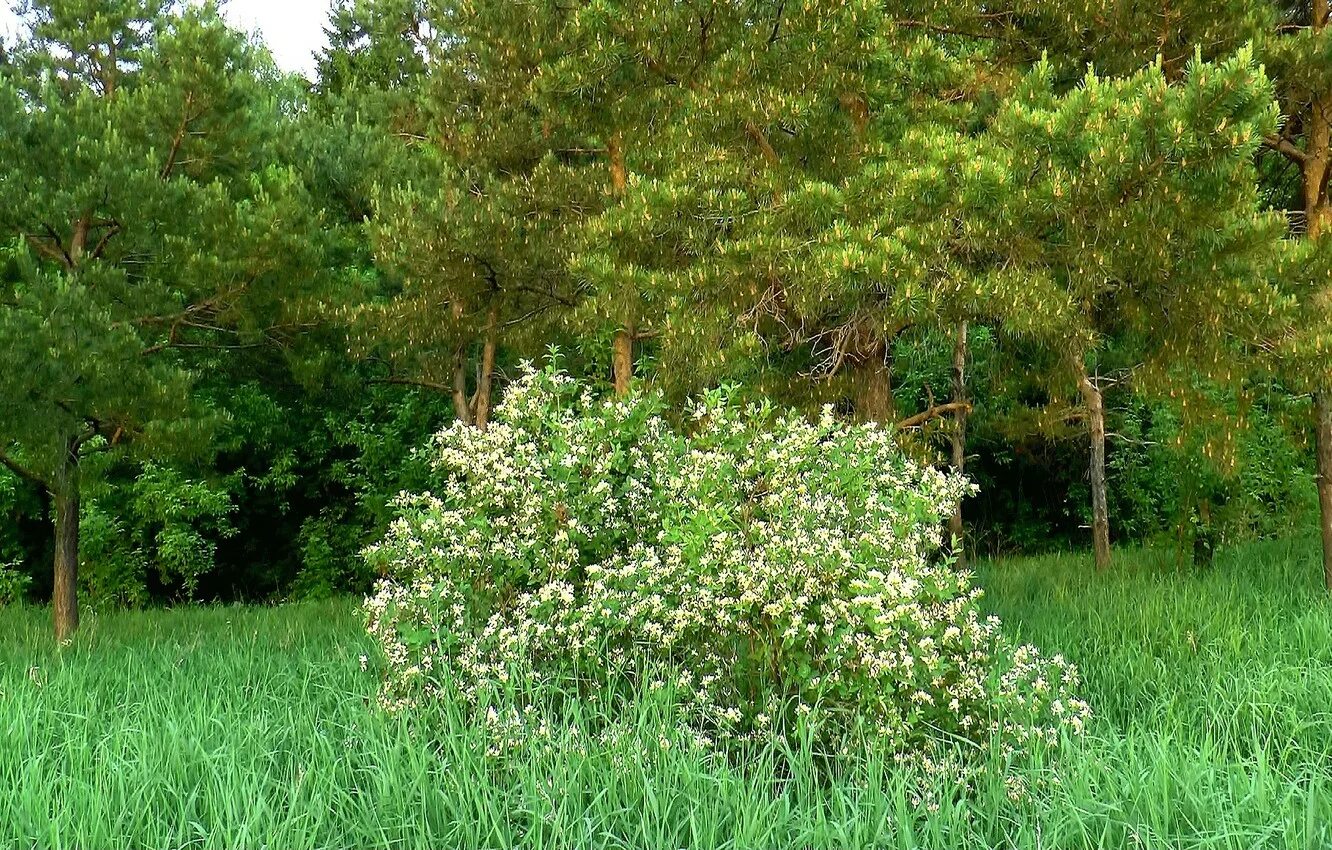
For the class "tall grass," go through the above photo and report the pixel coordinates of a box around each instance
[1,536,1329,848]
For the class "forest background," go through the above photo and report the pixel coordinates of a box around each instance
[2,0,1330,634]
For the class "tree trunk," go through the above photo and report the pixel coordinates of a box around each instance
[1315,393,1332,591]
[450,299,473,426]
[613,326,634,397]
[949,323,969,566]
[608,133,627,194]
[607,133,635,396]
[856,346,896,423]
[1076,363,1111,571]
[69,212,91,268]
[452,347,473,426]
[1305,0,1328,242]
[52,437,81,641]
[473,303,499,430]
[1306,1,1329,588]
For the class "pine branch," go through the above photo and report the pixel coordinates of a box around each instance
[745,121,780,167]
[368,375,453,393]
[1263,134,1309,166]
[896,402,973,430]
[0,448,46,488]
[89,221,120,260]
[893,19,1010,41]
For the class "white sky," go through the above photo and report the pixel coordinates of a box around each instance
[0,0,335,77]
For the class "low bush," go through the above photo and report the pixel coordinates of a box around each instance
[364,363,1089,762]
[0,560,30,605]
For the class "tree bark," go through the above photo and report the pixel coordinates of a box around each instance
[52,436,81,641]
[608,132,627,194]
[856,346,896,423]
[949,323,969,566]
[607,134,636,395]
[613,326,634,397]
[452,347,473,426]
[450,299,473,426]
[69,212,91,268]
[1307,0,1330,589]
[1306,0,1329,241]
[1315,393,1332,591]
[1076,363,1111,571]
[473,302,499,430]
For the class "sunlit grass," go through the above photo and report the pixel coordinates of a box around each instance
[1,536,1329,848]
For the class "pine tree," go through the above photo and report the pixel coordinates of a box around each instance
[566,4,1029,413]
[0,1,327,637]
[354,0,605,421]
[977,55,1286,569]
[977,1,1332,582]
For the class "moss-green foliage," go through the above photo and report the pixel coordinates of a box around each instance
[0,543,1328,848]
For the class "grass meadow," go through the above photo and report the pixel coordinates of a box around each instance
[2,537,1330,849]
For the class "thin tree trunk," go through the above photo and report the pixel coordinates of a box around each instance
[949,323,969,565]
[613,326,634,397]
[608,133,627,194]
[1315,393,1332,591]
[856,346,896,423]
[450,299,473,426]
[1306,0,1330,588]
[1076,363,1111,571]
[52,436,80,641]
[452,347,473,426]
[607,133,635,395]
[473,302,499,430]
[69,212,91,267]
[1306,0,1329,241]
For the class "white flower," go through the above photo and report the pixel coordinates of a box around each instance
[360,363,1088,764]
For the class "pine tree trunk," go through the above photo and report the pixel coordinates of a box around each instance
[1305,0,1329,588]
[1077,365,1111,570]
[607,133,634,396]
[1306,0,1329,238]
[452,347,473,426]
[608,133,627,194]
[613,326,633,397]
[52,437,80,641]
[949,323,969,565]
[473,303,499,430]
[856,347,895,423]
[1315,393,1332,591]
[451,299,473,426]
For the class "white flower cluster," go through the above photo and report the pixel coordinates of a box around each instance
[363,363,1090,758]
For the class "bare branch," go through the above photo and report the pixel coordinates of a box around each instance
[1263,134,1309,166]
[896,402,973,430]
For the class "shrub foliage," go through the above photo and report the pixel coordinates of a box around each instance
[364,364,1089,755]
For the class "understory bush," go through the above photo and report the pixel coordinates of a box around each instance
[80,463,238,606]
[0,560,30,605]
[364,363,1089,762]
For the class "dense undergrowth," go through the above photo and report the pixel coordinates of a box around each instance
[1,538,1328,849]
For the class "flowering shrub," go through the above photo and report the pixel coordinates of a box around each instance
[363,363,1089,758]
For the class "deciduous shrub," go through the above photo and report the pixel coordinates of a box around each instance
[0,560,30,606]
[364,364,1089,759]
